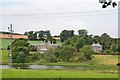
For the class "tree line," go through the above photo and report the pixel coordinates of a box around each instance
[60,29,119,54]
[10,29,119,63]
[24,30,56,44]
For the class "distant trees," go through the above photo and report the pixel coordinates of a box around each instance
[24,30,56,44]
[60,30,74,42]
[25,30,51,40]
[100,33,112,50]
[78,29,88,36]
[11,38,30,63]
[61,29,118,54]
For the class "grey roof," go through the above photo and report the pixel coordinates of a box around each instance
[91,42,102,47]
[31,43,59,46]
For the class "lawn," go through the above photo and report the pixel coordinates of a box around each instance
[0,50,8,64]
[2,69,118,78]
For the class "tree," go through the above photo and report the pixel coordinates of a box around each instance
[78,29,88,36]
[79,45,94,61]
[93,35,101,43]
[27,31,34,40]
[44,45,78,62]
[11,38,30,63]
[100,33,112,50]
[60,30,74,42]
[109,39,118,53]
[59,45,78,62]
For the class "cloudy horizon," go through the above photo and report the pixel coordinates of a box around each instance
[0,0,119,38]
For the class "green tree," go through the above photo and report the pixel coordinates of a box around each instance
[100,33,112,50]
[59,45,78,62]
[109,39,118,53]
[93,35,101,43]
[78,29,88,36]
[60,30,74,42]
[79,45,94,61]
[11,38,30,63]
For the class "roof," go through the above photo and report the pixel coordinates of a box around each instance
[91,42,102,47]
[31,43,59,46]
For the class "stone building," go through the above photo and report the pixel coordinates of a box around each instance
[91,42,102,53]
[31,42,59,53]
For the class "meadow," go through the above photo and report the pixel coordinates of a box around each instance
[0,39,119,78]
[0,50,119,78]
[2,69,118,78]
[0,39,61,49]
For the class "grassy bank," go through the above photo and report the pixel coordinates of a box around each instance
[2,69,118,78]
[0,50,118,65]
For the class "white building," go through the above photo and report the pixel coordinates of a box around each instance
[91,42,102,53]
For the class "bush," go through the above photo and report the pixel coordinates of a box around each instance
[79,45,94,62]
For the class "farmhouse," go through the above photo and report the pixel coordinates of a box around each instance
[91,42,102,53]
[31,41,59,53]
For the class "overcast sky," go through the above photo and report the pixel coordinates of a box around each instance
[0,0,119,38]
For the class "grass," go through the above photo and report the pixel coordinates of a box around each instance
[0,50,8,64]
[0,39,10,49]
[0,50,119,78]
[2,69,118,78]
[0,39,42,49]
[0,39,61,49]
[0,50,118,66]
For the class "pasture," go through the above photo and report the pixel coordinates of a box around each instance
[0,50,119,78]
[0,39,61,49]
[2,69,118,78]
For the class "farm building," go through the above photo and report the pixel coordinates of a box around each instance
[31,41,59,53]
[91,42,102,53]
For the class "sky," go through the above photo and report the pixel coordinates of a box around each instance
[0,0,119,38]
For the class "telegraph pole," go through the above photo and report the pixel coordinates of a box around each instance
[8,24,13,68]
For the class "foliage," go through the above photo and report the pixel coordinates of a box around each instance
[63,34,93,52]
[100,33,112,50]
[78,29,88,36]
[79,45,94,61]
[59,45,78,62]
[11,38,30,63]
[60,30,74,42]
[43,45,78,62]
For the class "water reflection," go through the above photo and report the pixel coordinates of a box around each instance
[0,65,93,69]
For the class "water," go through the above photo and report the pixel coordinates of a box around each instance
[0,65,10,69]
[0,65,93,69]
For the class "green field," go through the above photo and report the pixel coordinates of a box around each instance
[0,39,61,49]
[0,39,10,49]
[0,50,119,78]
[0,50,8,64]
[2,69,118,78]
[0,39,42,49]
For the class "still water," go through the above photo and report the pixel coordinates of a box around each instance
[0,65,93,69]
